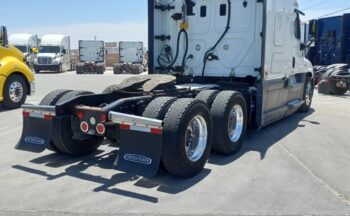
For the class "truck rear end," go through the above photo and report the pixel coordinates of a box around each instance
[16,0,315,178]
[113,41,145,74]
[76,40,106,74]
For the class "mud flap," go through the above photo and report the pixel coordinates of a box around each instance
[16,106,55,153]
[114,125,162,177]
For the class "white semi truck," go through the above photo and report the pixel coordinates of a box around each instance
[34,34,72,73]
[17,0,314,178]
[9,34,39,67]
[113,41,145,74]
[76,40,105,74]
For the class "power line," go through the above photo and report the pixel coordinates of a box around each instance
[302,0,330,11]
[310,7,350,20]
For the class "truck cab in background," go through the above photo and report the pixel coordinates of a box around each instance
[34,34,72,73]
[9,34,39,68]
[0,26,35,109]
[113,41,145,74]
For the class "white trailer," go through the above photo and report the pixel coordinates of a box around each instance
[9,34,39,67]
[17,0,315,178]
[34,34,72,73]
[76,40,105,74]
[113,41,145,74]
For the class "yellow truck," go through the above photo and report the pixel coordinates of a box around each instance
[0,26,35,109]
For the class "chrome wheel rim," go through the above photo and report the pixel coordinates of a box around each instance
[9,81,24,103]
[185,115,208,162]
[228,104,244,143]
[305,81,312,106]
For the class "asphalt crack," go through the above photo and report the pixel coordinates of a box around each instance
[261,130,350,206]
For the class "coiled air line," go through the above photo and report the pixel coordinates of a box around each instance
[157,0,189,75]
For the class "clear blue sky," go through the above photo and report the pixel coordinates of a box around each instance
[1,0,349,48]
[2,0,348,27]
[2,0,148,28]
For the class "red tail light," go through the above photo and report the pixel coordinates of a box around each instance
[96,123,106,135]
[22,111,30,117]
[80,121,89,133]
[76,111,84,119]
[100,114,107,122]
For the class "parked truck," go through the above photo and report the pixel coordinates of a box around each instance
[307,14,350,95]
[0,26,35,109]
[113,41,145,74]
[9,34,39,68]
[76,40,105,74]
[16,0,314,178]
[34,34,72,73]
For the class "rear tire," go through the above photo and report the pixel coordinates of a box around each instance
[113,63,123,74]
[299,77,314,113]
[195,90,219,107]
[2,74,28,109]
[39,89,73,152]
[211,91,248,155]
[142,97,177,120]
[52,90,103,156]
[39,89,72,106]
[162,99,213,177]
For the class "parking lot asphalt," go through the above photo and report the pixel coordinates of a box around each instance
[0,72,350,215]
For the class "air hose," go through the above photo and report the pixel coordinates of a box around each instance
[158,29,189,74]
[201,0,231,80]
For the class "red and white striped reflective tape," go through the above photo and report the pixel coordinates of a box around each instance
[22,110,54,121]
[120,124,162,135]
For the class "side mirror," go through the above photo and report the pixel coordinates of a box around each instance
[32,47,38,54]
[62,49,67,54]
[300,43,307,51]
[0,26,8,47]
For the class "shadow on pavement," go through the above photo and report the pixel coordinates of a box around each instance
[209,109,317,165]
[0,107,12,113]
[12,147,210,203]
[11,109,317,203]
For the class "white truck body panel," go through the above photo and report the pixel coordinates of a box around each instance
[9,34,38,55]
[119,41,144,64]
[35,34,71,72]
[152,0,312,79]
[151,0,313,127]
[79,40,105,63]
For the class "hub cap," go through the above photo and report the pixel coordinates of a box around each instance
[228,105,244,143]
[9,81,24,103]
[185,115,208,162]
[305,81,313,106]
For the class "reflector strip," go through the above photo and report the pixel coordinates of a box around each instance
[119,124,162,135]
[23,110,54,121]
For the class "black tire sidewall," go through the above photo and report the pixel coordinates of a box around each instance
[2,75,28,109]
[177,103,213,170]
[163,101,213,177]
[222,95,247,153]
[212,92,248,155]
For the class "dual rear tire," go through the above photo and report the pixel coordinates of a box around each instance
[142,91,248,177]
[40,90,103,156]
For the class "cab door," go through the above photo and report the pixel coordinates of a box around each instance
[257,0,293,127]
[287,11,305,103]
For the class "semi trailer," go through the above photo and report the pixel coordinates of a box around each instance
[34,34,72,73]
[16,0,314,178]
[9,34,39,68]
[0,26,35,109]
[307,14,350,95]
[76,40,105,74]
[113,41,145,74]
